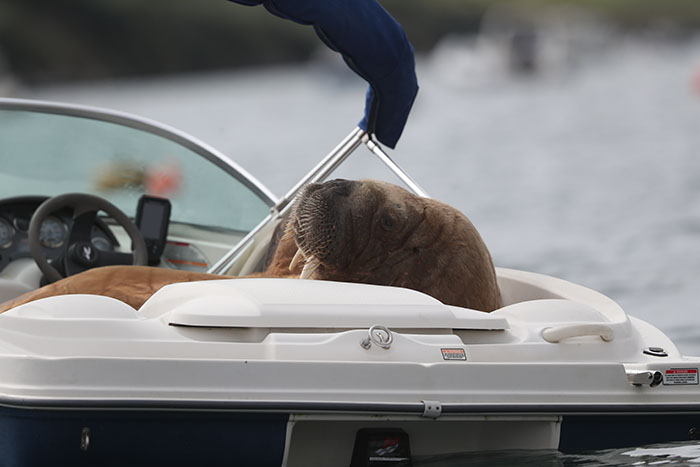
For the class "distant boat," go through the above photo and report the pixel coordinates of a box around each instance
[428,4,615,88]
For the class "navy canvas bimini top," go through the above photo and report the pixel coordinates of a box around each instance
[230,0,419,148]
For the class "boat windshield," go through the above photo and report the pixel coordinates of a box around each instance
[0,106,272,233]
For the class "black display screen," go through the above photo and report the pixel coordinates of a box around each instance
[140,201,167,239]
[135,195,171,265]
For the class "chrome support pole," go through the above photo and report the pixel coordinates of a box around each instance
[208,127,365,274]
[361,134,429,198]
[275,126,366,213]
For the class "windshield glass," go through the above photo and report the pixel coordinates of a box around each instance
[0,109,271,232]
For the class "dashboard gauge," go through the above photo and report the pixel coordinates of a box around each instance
[0,218,14,249]
[40,216,68,249]
[12,217,29,232]
[91,236,112,252]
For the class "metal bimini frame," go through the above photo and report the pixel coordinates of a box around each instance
[208,127,429,274]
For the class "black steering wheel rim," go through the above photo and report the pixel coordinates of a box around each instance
[28,193,148,283]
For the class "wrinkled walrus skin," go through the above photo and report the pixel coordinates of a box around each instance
[0,179,501,313]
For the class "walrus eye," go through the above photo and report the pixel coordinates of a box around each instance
[380,214,399,232]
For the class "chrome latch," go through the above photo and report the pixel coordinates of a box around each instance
[360,325,393,350]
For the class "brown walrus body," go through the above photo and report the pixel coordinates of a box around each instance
[279,179,502,311]
[0,179,501,313]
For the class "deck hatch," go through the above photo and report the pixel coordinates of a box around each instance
[146,278,509,330]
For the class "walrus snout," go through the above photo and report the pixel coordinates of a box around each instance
[289,179,355,278]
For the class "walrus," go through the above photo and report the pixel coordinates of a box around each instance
[0,179,501,312]
[275,179,502,311]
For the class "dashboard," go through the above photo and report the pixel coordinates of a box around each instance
[0,196,119,273]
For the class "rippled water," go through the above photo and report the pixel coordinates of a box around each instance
[14,34,700,465]
[415,441,700,465]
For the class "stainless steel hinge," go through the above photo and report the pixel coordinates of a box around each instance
[422,400,442,419]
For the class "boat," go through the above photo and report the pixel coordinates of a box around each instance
[428,4,614,88]
[0,2,699,466]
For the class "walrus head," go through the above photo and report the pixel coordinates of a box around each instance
[285,179,502,312]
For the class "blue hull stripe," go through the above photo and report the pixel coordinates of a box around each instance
[0,407,288,467]
[560,414,699,452]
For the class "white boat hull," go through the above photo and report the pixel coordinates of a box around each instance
[0,269,698,465]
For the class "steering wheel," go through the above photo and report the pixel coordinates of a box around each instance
[28,193,148,283]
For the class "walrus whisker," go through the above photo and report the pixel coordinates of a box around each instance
[300,256,321,280]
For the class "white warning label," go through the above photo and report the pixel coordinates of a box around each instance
[441,348,467,361]
[663,368,699,385]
